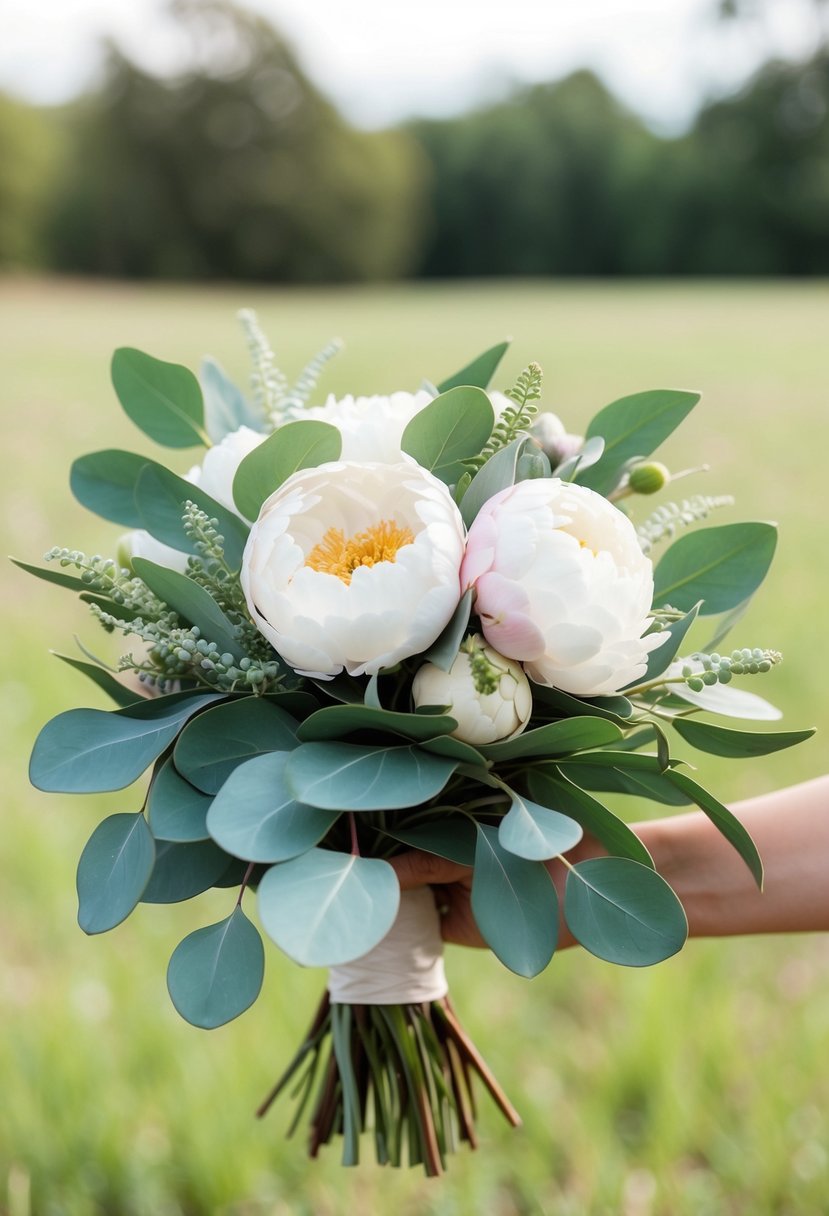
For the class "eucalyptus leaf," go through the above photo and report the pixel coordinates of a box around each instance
[131,558,244,661]
[553,435,605,481]
[381,816,477,866]
[11,558,91,593]
[672,718,815,759]
[653,522,777,616]
[400,387,494,484]
[77,813,155,934]
[530,684,634,724]
[564,857,687,966]
[624,603,701,688]
[578,389,700,497]
[480,716,622,762]
[167,907,264,1029]
[498,789,583,861]
[419,734,488,767]
[174,696,298,794]
[285,742,457,811]
[51,653,145,708]
[201,356,263,442]
[141,839,229,903]
[423,588,474,672]
[257,848,400,966]
[232,419,341,521]
[296,703,457,745]
[135,462,250,571]
[561,762,693,806]
[207,751,339,862]
[436,340,510,392]
[664,770,764,887]
[527,768,654,866]
[69,449,149,526]
[30,693,222,793]
[111,347,208,448]
[147,758,213,842]
[471,824,558,977]
[459,436,526,528]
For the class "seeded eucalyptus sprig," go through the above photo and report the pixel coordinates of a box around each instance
[45,548,166,620]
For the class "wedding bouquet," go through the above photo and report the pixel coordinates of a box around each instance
[20,313,812,1175]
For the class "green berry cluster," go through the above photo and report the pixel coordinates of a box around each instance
[680,647,782,691]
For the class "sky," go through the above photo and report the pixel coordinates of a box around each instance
[2,0,824,132]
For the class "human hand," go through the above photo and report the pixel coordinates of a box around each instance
[389,833,606,951]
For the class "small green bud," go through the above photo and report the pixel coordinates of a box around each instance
[628,461,670,495]
[718,669,733,684]
[687,677,705,692]
[702,670,718,686]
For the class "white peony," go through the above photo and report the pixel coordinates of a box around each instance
[301,392,435,463]
[461,478,666,697]
[412,635,532,746]
[241,460,466,678]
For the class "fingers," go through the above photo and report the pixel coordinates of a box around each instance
[389,850,472,891]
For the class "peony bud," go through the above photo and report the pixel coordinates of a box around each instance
[412,635,532,746]
[628,461,670,495]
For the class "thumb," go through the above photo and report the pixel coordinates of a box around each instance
[389,850,471,891]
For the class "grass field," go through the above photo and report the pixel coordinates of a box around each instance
[1,277,827,1216]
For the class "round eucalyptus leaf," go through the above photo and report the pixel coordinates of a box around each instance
[147,758,212,842]
[174,697,298,794]
[470,824,558,978]
[498,792,583,861]
[167,907,264,1029]
[257,848,399,966]
[77,813,155,935]
[285,742,456,811]
[564,857,688,967]
[207,751,339,862]
[141,839,229,904]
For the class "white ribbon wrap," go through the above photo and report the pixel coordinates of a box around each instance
[327,887,448,1005]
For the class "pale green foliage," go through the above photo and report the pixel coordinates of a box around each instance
[237,307,289,427]
[467,362,543,471]
[280,338,344,420]
[636,494,735,554]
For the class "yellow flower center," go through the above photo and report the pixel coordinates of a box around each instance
[305,519,415,584]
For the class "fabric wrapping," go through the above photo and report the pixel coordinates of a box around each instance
[327,886,448,1004]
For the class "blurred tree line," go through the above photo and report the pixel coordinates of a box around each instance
[2,0,829,279]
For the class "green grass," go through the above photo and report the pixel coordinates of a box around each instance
[2,277,828,1216]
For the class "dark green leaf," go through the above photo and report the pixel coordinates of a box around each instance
[624,603,701,688]
[564,857,687,966]
[419,734,488,767]
[285,742,457,811]
[77,813,155,934]
[232,419,341,521]
[201,356,263,442]
[51,653,145,708]
[141,839,229,903]
[423,588,473,671]
[111,347,208,448]
[400,387,494,484]
[381,816,477,866]
[296,703,456,745]
[206,751,339,862]
[530,684,634,723]
[30,693,222,793]
[167,907,264,1029]
[471,824,558,977]
[527,768,654,866]
[147,758,213,841]
[135,463,250,571]
[11,557,90,593]
[480,717,622,762]
[578,389,700,496]
[664,770,764,887]
[174,696,298,794]
[257,848,400,966]
[459,436,526,527]
[69,449,149,526]
[672,718,815,759]
[560,762,693,806]
[131,558,244,661]
[436,340,510,392]
[498,789,583,861]
[653,522,777,616]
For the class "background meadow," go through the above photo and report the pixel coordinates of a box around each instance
[1,276,828,1216]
